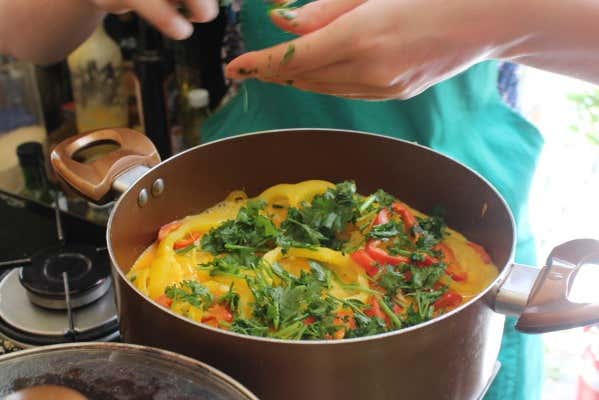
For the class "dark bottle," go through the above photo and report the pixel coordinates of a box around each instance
[17,142,54,204]
[134,20,172,159]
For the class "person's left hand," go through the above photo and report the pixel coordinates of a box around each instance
[225,0,519,100]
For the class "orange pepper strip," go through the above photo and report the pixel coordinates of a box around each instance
[173,232,201,250]
[467,241,492,264]
[157,220,182,242]
[436,243,468,282]
[392,202,418,230]
[155,294,173,308]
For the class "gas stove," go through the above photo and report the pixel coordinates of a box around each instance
[0,191,118,352]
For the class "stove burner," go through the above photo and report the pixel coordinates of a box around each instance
[0,270,119,347]
[19,244,110,310]
[44,253,91,282]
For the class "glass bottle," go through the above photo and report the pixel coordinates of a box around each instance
[182,88,211,148]
[16,142,54,204]
[67,21,129,133]
[0,56,47,194]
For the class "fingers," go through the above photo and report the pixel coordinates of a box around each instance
[270,0,366,35]
[270,79,408,100]
[288,60,408,88]
[129,0,193,39]
[226,15,360,80]
[185,0,219,23]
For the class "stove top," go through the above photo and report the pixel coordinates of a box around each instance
[0,269,118,347]
[0,190,118,350]
[20,244,111,310]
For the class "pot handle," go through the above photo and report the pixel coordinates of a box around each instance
[51,128,160,203]
[495,239,599,333]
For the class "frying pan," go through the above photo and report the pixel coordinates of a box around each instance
[51,128,599,400]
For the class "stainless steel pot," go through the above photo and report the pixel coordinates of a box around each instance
[0,342,258,399]
[51,128,599,400]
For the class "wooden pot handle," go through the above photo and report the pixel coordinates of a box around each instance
[50,128,160,203]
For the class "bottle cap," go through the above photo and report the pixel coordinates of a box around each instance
[17,142,44,167]
[187,88,210,108]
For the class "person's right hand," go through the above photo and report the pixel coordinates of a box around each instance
[88,0,219,39]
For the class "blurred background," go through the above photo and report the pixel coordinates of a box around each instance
[519,68,599,400]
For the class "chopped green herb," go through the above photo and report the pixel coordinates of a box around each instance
[368,221,404,240]
[165,280,214,309]
[281,43,296,65]
[220,284,240,314]
[374,189,396,207]
[238,67,258,76]
[201,200,279,255]
[278,181,359,250]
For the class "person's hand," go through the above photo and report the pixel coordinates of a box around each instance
[226,0,519,100]
[88,0,219,39]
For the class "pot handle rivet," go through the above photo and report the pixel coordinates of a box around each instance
[151,179,165,198]
[138,189,149,207]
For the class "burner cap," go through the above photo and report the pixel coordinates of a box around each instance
[19,244,110,310]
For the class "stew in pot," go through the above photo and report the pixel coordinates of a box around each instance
[128,180,498,340]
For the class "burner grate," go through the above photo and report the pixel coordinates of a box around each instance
[1,196,110,311]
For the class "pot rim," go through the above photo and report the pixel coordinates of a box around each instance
[0,341,259,399]
[107,128,517,346]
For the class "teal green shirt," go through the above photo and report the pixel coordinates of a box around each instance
[204,2,544,398]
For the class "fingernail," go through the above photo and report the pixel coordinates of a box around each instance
[274,7,298,20]
[171,18,193,40]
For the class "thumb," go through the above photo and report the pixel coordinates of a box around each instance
[270,0,366,35]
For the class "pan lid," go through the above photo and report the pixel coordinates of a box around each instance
[0,342,258,400]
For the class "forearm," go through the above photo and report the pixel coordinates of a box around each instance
[0,0,105,64]
[495,0,599,84]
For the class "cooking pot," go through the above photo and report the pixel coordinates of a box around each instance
[0,342,257,399]
[51,128,599,400]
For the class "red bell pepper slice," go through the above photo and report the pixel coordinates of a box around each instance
[365,240,410,266]
[467,242,492,264]
[392,304,404,314]
[351,249,379,276]
[331,310,357,339]
[202,304,234,327]
[173,232,201,250]
[434,291,463,309]
[373,208,391,226]
[335,310,357,330]
[365,297,386,320]
[436,243,468,281]
[416,254,439,267]
[392,202,417,229]
[303,316,317,325]
[157,220,182,242]
[155,294,173,308]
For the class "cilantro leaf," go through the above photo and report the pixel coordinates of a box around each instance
[278,181,359,250]
[374,189,396,207]
[367,220,404,240]
[201,200,279,255]
[198,252,262,277]
[165,280,214,309]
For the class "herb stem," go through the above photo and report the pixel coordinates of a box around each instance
[359,195,376,213]
[376,296,403,329]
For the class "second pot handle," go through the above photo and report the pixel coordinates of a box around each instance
[51,128,160,203]
[498,239,599,333]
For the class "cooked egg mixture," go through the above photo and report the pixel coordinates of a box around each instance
[128,180,498,340]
